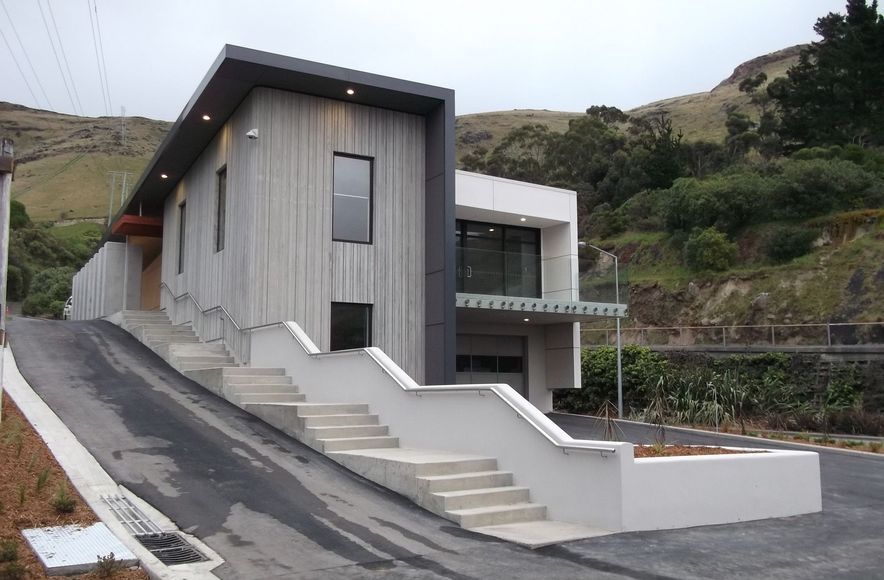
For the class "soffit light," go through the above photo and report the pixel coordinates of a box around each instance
[160,173,168,179]
[346,88,355,95]
[523,318,530,322]
[488,228,495,232]
[520,217,527,222]
[202,114,211,121]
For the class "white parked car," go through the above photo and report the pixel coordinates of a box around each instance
[63,296,72,320]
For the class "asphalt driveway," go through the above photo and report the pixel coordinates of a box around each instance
[7,317,883,579]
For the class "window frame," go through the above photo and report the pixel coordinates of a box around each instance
[329,302,373,351]
[332,152,374,245]
[177,200,186,274]
[215,165,227,253]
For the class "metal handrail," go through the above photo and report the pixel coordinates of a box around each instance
[159,282,243,331]
[258,321,619,456]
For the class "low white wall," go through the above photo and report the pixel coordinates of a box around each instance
[251,322,822,532]
[622,448,822,531]
[251,323,630,530]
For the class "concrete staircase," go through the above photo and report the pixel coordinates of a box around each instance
[118,310,606,547]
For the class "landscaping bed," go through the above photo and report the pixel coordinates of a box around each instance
[633,444,761,458]
[0,396,147,579]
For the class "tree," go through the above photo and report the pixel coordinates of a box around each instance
[483,124,555,184]
[10,200,30,229]
[683,227,737,271]
[769,0,884,149]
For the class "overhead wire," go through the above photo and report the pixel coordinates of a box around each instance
[0,0,53,109]
[36,0,79,114]
[46,0,84,115]
[0,25,40,106]
[86,0,109,115]
[92,0,112,115]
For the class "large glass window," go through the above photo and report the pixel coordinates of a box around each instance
[330,302,372,351]
[215,166,227,252]
[456,219,540,297]
[177,201,186,274]
[333,154,372,243]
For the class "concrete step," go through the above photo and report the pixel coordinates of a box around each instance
[305,424,389,439]
[418,470,514,494]
[223,375,292,386]
[177,362,238,371]
[318,435,399,453]
[237,393,307,404]
[229,383,299,394]
[145,330,197,339]
[149,335,200,345]
[446,503,547,528]
[223,367,285,376]
[294,403,371,416]
[329,448,499,478]
[301,413,380,428]
[123,315,170,322]
[434,486,530,512]
[174,355,235,365]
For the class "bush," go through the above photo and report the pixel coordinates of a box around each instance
[773,158,880,219]
[0,540,17,563]
[0,562,26,580]
[762,225,818,263]
[50,484,76,513]
[21,266,74,318]
[555,346,667,414]
[683,227,737,271]
[9,201,29,230]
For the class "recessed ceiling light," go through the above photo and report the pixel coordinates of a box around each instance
[488,228,495,232]
[523,318,530,322]
[346,88,355,95]
[520,217,527,222]
[160,173,168,179]
[202,114,211,121]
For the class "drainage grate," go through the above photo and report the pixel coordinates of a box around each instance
[101,495,163,536]
[135,533,207,565]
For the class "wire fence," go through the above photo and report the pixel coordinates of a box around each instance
[582,321,884,349]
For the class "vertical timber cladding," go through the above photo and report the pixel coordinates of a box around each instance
[161,87,427,381]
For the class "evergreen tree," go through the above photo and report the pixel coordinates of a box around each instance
[769,0,884,149]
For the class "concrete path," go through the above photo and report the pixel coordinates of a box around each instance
[7,317,884,579]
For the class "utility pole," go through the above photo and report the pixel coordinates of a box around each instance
[120,105,126,146]
[106,171,133,225]
[0,139,14,423]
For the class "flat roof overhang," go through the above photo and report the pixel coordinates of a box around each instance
[456,293,628,325]
[111,215,163,237]
[106,44,454,241]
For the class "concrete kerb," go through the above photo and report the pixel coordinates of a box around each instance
[552,412,884,459]
[1,347,224,580]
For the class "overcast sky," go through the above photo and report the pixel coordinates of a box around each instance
[0,0,850,122]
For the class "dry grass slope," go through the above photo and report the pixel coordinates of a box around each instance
[455,45,804,163]
[0,102,170,222]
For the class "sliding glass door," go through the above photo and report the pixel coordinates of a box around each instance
[456,220,540,298]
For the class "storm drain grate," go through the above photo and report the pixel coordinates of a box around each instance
[134,533,207,565]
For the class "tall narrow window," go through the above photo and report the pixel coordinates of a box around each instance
[330,302,372,351]
[215,166,227,252]
[332,154,372,243]
[177,201,186,274]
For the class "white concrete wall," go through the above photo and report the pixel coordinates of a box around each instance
[250,321,822,532]
[621,449,822,531]
[71,241,141,320]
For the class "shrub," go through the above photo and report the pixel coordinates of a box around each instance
[0,540,17,563]
[36,467,51,492]
[683,227,737,271]
[773,158,880,219]
[94,552,125,579]
[0,562,26,580]
[50,484,76,513]
[762,225,818,263]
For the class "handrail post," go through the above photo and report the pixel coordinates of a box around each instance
[770,325,776,346]
[826,323,832,347]
[722,327,727,348]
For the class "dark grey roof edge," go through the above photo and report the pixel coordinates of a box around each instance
[106,44,454,238]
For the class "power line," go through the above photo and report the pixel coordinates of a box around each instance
[93,0,112,115]
[0,26,40,106]
[46,0,84,115]
[0,0,52,109]
[36,0,79,115]
[86,0,108,115]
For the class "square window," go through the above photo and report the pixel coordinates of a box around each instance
[330,302,372,351]
[333,154,372,243]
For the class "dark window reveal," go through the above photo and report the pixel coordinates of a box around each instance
[330,302,372,351]
[215,167,227,252]
[333,154,372,243]
[177,201,186,274]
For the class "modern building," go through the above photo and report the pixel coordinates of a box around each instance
[71,45,626,413]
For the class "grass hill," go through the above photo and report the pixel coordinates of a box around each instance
[455,45,804,164]
[0,102,170,223]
